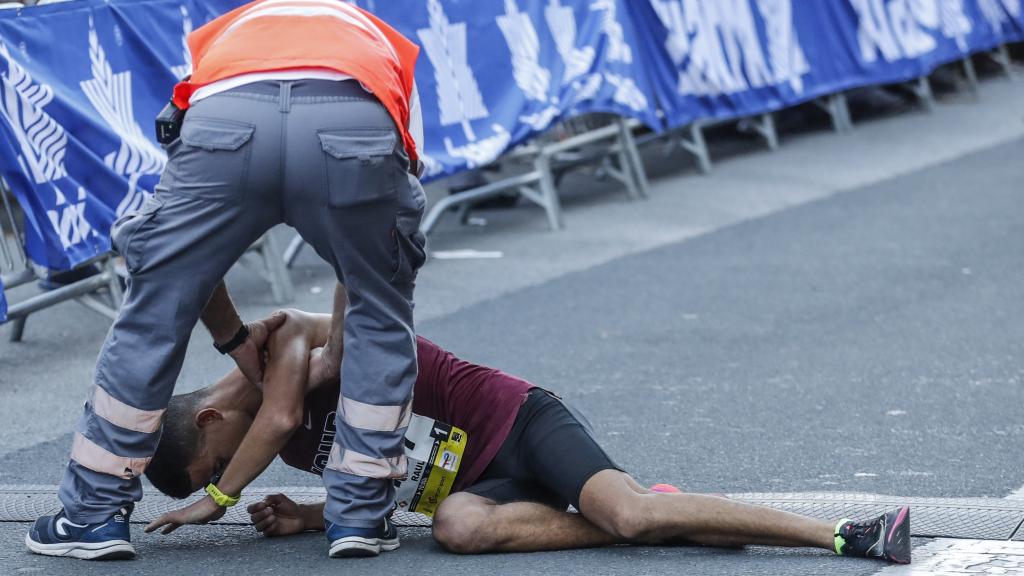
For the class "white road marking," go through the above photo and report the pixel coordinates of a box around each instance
[871,482,1024,574]
[873,539,1024,575]
[431,249,505,260]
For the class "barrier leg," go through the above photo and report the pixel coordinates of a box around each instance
[260,232,294,305]
[1,179,24,272]
[419,172,543,235]
[76,293,120,321]
[961,57,979,95]
[8,316,25,342]
[283,233,306,269]
[617,119,649,199]
[0,226,13,271]
[534,152,564,231]
[651,123,712,174]
[104,258,123,309]
[816,93,853,134]
[614,145,642,201]
[913,75,935,112]
[993,44,1014,79]
[687,123,712,174]
[5,272,111,341]
[747,113,779,150]
[836,93,854,132]
[456,203,474,225]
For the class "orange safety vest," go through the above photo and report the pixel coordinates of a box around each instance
[173,0,420,164]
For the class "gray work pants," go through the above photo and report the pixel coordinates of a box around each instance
[58,80,426,528]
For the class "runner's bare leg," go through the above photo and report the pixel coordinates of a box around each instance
[579,470,835,549]
[432,493,619,553]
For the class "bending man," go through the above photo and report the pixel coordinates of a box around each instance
[28,0,425,561]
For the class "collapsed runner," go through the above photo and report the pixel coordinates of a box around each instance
[142,303,911,564]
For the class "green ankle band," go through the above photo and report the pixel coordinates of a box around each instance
[834,519,851,555]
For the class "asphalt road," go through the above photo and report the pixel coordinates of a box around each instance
[1,82,1023,574]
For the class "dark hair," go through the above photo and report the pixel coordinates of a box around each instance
[145,389,209,499]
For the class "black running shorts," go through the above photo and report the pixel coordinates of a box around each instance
[462,388,620,511]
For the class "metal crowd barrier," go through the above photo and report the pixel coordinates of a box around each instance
[287,44,1018,248]
[420,114,648,235]
[7,43,1020,333]
[638,48,1017,176]
[1,181,295,341]
[0,180,123,342]
[283,113,650,265]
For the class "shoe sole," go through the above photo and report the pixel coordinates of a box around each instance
[25,533,136,560]
[884,506,911,565]
[328,536,400,558]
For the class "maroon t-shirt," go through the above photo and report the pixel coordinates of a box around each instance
[279,336,534,491]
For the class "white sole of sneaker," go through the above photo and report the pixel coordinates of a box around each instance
[328,536,400,558]
[24,533,136,560]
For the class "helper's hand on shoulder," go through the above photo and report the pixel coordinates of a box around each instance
[307,345,341,391]
[230,312,287,387]
[247,494,310,537]
[144,495,226,535]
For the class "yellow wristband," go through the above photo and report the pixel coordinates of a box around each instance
[205,483,240,507]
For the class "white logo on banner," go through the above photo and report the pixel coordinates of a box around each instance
[978,0,1023,32]
[852,0,974,62]
[80,18,167,217]
[0,42,68,185]
[590,0,632,64]
[442,125,511,168]
[171,6,193,80]
[498,0,551,103]
[651,0,805,96]
[497,0,647,127]
[0,43,92,250]
[545,0,595,84]
[756,0,810,92]
[416,151,444,179]
[572,71,604,102]
[47,185,93,250]
[498,0,563,130]
[604,72,648,111]
[418,0,509,168]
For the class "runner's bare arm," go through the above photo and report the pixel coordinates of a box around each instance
[146,310,316,534]
[213,310,315,497]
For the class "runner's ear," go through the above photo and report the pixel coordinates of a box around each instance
[195,408,224,428]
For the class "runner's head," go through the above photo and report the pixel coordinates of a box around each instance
[145,384,255,498]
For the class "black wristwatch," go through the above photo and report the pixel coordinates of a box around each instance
[214,324,250,355]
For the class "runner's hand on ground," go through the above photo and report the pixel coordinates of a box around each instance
[230,312,287,386]
[247,494,307,537]
[144,496,226,535]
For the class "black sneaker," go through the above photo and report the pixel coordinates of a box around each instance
[835,506,911,564]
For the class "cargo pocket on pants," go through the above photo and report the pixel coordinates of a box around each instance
[110,194,165,275]
[170,117,256,202]
[318,130,398,208]
[391,215,427,284]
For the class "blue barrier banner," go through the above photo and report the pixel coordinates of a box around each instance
[0,276,6,322]
[0,0,243,273]
[981,0,1024,41]
[0,0,1021,286]
[628,0,1024,129]
[357,0,663,179]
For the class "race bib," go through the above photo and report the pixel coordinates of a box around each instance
[395,415,467,517]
